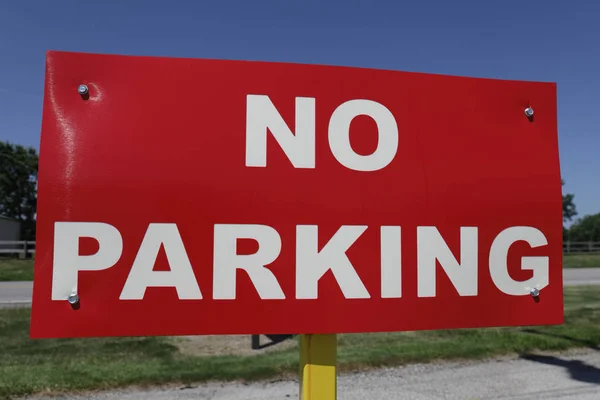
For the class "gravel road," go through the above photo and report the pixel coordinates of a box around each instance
[21,350,600,400]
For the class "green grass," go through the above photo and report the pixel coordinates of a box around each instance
[1,253,599,283]
[2,286,600,399]
[0,259,34,281]
[563,253,600,268]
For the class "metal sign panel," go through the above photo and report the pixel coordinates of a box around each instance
[30,51,562,338]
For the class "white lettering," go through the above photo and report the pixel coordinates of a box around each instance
[51,222,552,302]
[296,225,370,299]
[417,227,478,297]
[245,95,315,168]
[489,226,549,295]
[328,99,398,171]
[381,226,402,298]
[213,224,285,300]
[52,222,123,300]
[120,224,202,300]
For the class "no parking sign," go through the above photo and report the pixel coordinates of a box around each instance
[30,51,563,339]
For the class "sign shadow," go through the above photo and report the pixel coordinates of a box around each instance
[251,334,295,350]
[520,354,600,386]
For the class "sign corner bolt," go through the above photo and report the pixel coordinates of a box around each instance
[524,106,534,120]
[77,84,89,99]
[67,292,80,310]
[530,287,541,303]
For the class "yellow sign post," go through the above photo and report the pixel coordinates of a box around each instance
[299,334,337,400]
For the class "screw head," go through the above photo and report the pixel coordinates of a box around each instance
[77,84,89,95]
[67,293,79,305]
[530,287,540,297]
[524,107,534,118]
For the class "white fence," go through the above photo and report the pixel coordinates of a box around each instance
[564,242,600,254]
[0,240,598,257]
[0,241,36,257]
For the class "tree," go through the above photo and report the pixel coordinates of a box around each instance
[0,141,38,240]
[562,179,577,223]
[568,213,600,242]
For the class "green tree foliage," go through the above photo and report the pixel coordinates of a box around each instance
[562,179,577,242]
[0,141,38,240]
[562,179,577,223]
[568,213,600,242]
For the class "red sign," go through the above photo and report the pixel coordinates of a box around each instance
[30,51,563,339]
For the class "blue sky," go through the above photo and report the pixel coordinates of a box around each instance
[0,0,598,220]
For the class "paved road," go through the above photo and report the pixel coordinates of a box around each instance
[3,268,600,308]
[0,281,33,308]
[561,268,600,287]
[21,350,600,400]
